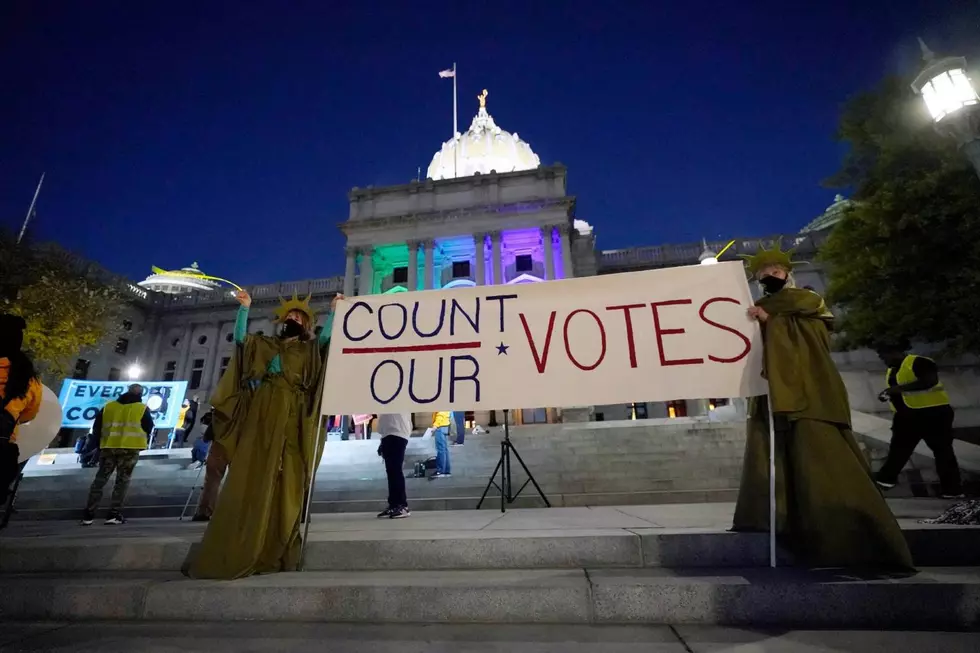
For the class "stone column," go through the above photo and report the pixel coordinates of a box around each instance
[359,247,374,296]
[473,233,486,286]
[423,239,435,290]
[144,317,165,376]
[490,231,503,285]
[542,225,555,281]
[407,240,420,292]
[343,247,356,296]
[558,223,574,279]
[686,399,711,418]
[205,325,224,397]
[176,323,194,380]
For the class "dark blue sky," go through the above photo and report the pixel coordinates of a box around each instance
[1,0,976,285]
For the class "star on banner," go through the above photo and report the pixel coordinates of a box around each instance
[496,342,509,355]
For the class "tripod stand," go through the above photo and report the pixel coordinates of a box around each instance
[476,409,550,512]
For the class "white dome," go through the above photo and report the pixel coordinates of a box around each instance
[427,106,540,180]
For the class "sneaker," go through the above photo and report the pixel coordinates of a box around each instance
[377,506,394,518]
[389,506,411,519]
[876,481,896,491]
[80,512,95,526]
[431,472,451,479]
[104,513,126,525]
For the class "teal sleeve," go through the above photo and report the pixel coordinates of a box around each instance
[319,312,334,348]
[234,305,249,344]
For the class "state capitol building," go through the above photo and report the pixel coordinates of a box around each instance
[76,93,843,428]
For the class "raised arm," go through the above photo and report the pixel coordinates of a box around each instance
[233,290,252,344]
[318,312,334,348]
[319,293,344,349]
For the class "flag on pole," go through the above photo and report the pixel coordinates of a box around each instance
[438,68,455,78]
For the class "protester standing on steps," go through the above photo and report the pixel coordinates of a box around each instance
[186,290,338,580]
[376,412,414,519]
[451,410,466,445]
[0,314,43,506]
[191,410,225,521]
[81,384,154,525]
[431,411,452,478]
[732,244,913,570]
[875,344,963,499]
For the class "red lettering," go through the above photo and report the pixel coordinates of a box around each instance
[563,309,607,371]
[650,299,704,367]
[606,304,644,368]
[520,311,557,373]
[699,297,751,363]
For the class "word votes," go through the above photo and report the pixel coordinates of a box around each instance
[522,297,752,373]
[338,294,752,407]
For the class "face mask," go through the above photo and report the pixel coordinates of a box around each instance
[280,319,305,339]
[759,275,786,294]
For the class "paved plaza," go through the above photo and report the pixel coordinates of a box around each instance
[0,623,977,652]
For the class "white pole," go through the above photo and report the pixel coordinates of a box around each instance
[453,62,458,179]
[17,173,45,245]
[767,393,777,568]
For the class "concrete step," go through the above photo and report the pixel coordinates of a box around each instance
[3,516,977,573]
[0,567,977,628]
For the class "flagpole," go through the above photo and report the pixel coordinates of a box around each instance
[17,173,45,245]
[453,62,458,179]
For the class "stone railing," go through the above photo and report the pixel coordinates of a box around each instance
[599,233,828,271]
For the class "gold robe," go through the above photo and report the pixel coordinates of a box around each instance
[186,334,327,579]
[732,288,913,570]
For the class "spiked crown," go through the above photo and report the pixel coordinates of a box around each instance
[275,292,316,326]
[740,242,796,277]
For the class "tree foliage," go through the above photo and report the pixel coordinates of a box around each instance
[0,228,126,378]
[821,76,980,354]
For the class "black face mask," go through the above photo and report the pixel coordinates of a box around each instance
[759,275,787,294]
[280,319,305,340]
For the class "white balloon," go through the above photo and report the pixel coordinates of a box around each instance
[15,384,63,464]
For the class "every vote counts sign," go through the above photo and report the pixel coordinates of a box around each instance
[58,380,188,430]
[320,261,767,415]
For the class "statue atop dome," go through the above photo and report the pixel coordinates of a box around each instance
[425,89,541,180]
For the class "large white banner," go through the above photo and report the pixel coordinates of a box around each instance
[321,261,766,414]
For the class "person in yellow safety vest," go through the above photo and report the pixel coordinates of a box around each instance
[81,383,154,525]
[431,411,452,478]
[875,344,963,499]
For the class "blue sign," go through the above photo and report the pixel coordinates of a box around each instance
[57,380,189,430]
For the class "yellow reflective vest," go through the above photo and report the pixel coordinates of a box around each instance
[101,401,149,449]
[886,355,950,411]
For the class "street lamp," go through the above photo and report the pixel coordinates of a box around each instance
[125,363,142,380]
[911,38,980,178]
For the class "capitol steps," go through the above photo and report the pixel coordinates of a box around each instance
[1,502,979,628]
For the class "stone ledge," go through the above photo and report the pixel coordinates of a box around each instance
[589,567,980,629]
[2,518,976,573]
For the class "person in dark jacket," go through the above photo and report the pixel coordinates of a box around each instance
[180,396,199,446]
[190,409,213,467]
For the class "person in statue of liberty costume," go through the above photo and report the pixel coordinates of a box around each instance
[732,244,913,570]
[186,290,341,580]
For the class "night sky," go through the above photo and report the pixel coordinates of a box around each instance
[1,0,977,286]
